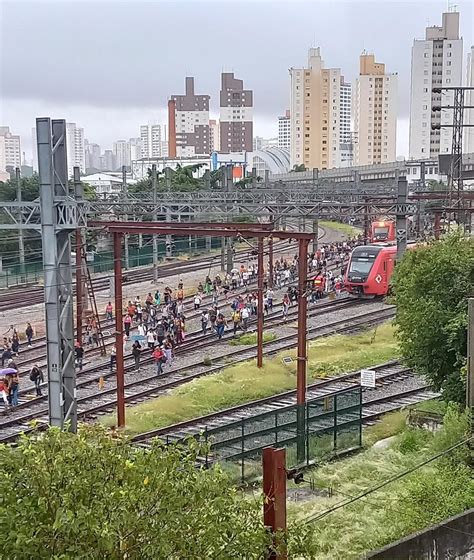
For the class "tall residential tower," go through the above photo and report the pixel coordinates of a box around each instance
[168,77,210,158]
[278,110,291,151]
[354,53,398,165]
[219,73,253,153]
[290,48,349,170]
[409,11,463,159]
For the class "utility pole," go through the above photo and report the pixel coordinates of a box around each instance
[396,176,408,262]
[263,447,287,560]
[152,164,159,283]
[73,167,86,345]
[165,167,173,258]
[15,167,25,279]
[467,299,474,446]
[122,166,130,269]
[37,117,78,431]
[312,168,319,254]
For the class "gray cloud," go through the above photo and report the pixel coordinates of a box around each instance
[1,0,473,157]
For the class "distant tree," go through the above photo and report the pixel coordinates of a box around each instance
[391,233,473,403]
[290,164,306,172]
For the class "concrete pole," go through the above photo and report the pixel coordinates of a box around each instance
[396,176,408,262]
[264,169,269,188]
[122,166,130,269]
[152,164,158,283]
[15,168,25,278]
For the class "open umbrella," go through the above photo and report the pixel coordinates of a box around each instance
[0,368,17,375]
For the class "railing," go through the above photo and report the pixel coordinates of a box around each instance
[165,385,362,482]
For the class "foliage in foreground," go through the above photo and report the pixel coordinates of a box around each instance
[289,406,473,559]
[0,426,273,559]
[391,232,473,403]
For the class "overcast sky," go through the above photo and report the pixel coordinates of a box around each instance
[1,0,473,162]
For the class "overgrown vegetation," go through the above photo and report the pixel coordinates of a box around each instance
[289,405,472,559]
[229,332,277,345]
[319,220,360,237]
[104,322,399,435]
[392,232,473,403]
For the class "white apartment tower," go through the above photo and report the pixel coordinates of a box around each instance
[409,11,463,159]
[290,48,345,170]
[113,140,131,169]
[278,110,291,151]
[0,126,21,176]
[465,46,474,154]
[339,82,353,166]
[140,124,164,158]
[209,119,220,152]
[66,122,85,177]
[354,53,398,165]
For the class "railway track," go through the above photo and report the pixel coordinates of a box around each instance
[0,226,327,311]
[131,360,437,447]
[0,304,394,442]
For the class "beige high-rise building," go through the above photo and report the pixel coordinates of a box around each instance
[354,53,398,165]
[290,48,346,170]
[465,46,474,154]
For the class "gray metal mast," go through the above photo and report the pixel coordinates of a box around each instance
[15,167,26,278]
[37,117,81,431]
[396,176,408,262]
[152,164,159,282]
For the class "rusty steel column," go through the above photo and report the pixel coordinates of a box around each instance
[296,238,309,463]
[268,236,274,288]
[257,236,264,368]
[263,447,287,560]
[113,232,125,428]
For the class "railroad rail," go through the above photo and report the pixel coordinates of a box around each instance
[0,305,394,442]
[131,360,437,446]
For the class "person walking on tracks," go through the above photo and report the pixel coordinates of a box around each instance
[131,340,142,372]
[29,364,44,397]
[75,342,84,371]
[110,345,117,372]
[152,346,166,375]
[25,323,34,347]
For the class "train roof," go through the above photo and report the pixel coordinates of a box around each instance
[352,242,417,257]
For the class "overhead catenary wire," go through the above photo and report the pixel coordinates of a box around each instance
[302,436,473,526]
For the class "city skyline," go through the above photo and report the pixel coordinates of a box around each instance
[1,0,473,164]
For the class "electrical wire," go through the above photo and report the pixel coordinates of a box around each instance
[302,436,473,526]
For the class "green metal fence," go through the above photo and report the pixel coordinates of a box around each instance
[166,385,362,482]
[0,236,224,287]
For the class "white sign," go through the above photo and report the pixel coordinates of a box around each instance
[360,369,376,388]
[375,274,382,284]
[396,203,417,215]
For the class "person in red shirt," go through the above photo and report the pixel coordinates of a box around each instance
[152,346,166,375]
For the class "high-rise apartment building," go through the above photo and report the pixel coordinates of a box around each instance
[354,53,397,165]
[339,82,353,166]
[0,126,21,176]
[140,124,164,158]
[278,110,291,151]
[168,77,210,158]
[290,48,346,169]
[409,11,463,159]
[129,137,143,162]
[209,119,220,152]
[113,140,131,169]
[465,46,474,154]
[219,73,253,153]
[85,141,102,170]
[65,122,85,176]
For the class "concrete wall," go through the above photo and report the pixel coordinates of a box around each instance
[365,509,474,559]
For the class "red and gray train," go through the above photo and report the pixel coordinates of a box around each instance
[344,243,415,297]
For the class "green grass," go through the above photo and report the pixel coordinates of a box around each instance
[287,406,473,559]
[229,332,277,346]
[363,410,408,447]
[410,399,447,416]
[319,220,360,237]
[103,322,399,435]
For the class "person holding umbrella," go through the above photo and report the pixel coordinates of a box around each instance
[1,367,19,407]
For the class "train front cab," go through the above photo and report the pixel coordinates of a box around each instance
[344,244,395,298]
[371,221,395,243]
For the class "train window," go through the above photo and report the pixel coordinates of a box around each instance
[383,260,387,272]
